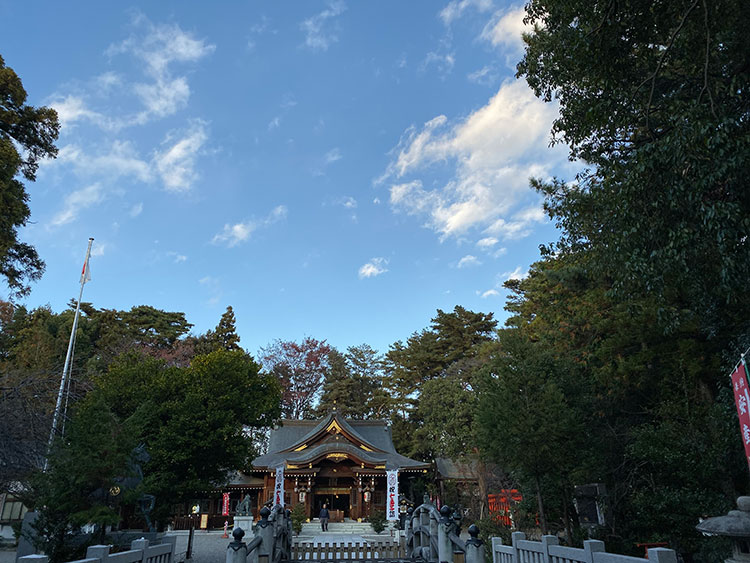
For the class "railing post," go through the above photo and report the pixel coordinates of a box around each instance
[257,506,274,563]
[491,537,503,563]
[86,545,111,563]
[511,531,525,563]
[131,538,149,563]
[161,535,177,563]
[464,525,484,563]
[541,535,558,563]
[583,539,605,563]
[647,548,678,563]
[437,505,454,563]
[17,556,48,563]
[227,528,247,563]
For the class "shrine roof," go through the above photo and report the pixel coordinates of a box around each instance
[251,412,430,471]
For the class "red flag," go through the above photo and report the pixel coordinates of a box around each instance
[731,361,750,470]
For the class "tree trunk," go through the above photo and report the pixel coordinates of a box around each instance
[534,474,548,535]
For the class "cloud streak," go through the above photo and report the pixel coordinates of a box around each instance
[300,1,346,51]
[212,205,288,247]
[358,257,388,279]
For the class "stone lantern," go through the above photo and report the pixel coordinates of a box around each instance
[696,497,750,562]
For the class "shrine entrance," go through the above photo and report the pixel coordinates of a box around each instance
[314,490,351,521]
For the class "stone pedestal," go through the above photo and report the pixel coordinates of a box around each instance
[234,516,253,535]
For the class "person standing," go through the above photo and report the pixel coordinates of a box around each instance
[319,503,330,531]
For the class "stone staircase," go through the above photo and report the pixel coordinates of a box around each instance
[299,520,375,536]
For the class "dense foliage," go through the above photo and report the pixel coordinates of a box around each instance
[0,55,59,298]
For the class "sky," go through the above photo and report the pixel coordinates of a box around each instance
[1,0,576,355]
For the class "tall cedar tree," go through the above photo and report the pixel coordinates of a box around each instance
[0,55,59,298]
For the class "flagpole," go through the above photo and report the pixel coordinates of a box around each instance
[46,237,94,463]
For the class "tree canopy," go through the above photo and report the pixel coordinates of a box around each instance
[0,55,59,298]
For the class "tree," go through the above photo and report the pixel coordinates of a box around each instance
[199,305,242,354]
[28,395,143,563]
[316,344,388,419]
[0,55,60,298]
[91,350,280,522]
[518,0,750,337]
[260,337,332,419]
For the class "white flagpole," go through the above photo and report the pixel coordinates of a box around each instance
[46,237,94,465]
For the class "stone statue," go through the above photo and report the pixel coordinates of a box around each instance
[236,494,252,516]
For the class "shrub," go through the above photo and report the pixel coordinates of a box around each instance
[368,510,386,534]
[290,503,306,535]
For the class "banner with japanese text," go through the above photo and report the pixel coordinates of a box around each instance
[386,469,399,521]
[731,360,750,470]
[222,492,230,516]
[275,466,285,506]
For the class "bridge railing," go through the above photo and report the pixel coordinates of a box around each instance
[18,537,177,563]
[491,532,677,563]
[227,505,291,563]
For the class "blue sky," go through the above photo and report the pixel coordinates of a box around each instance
[2,1,575,355]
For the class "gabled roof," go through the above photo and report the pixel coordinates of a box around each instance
[251,412,430,471]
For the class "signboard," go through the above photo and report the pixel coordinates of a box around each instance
[386,469,399,521]
[275,466,285,506]
[200,514,208,529]
[222,492,230,516]
[731,360,750,470]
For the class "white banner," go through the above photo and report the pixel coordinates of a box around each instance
[275,466,285,506]
[386,469,399,521]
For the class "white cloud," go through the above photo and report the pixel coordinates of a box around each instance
[90,242,108,257]
[440,0,493,25]
[467,65,499,86]
[106,17,214,125]
[300,1,346,51]
[268,116,281,131]
[339,196,357,209]
[212,205,288,247]
[479,288,500,298]
[168,251,187,263]
[51,184,105,226]
[381,79,565,242]
[420,52,455,78]
[130,202,144,217]
[57,141,152,183]
[325,148,342,164]
[502,266,528,281]
[477,236,498,249]
[457,255,481,268]
[153,121,208,192]
[358,257,389,279]
[481,6,530,65]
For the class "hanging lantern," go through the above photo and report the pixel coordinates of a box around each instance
[364,490,371,503]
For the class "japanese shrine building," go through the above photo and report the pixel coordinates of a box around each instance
[231,412,430,521]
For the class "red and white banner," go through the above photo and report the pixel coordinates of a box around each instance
[222,493,230,516]
[386,470,398,521]
[731,360,750,470]
[275,466,285,506]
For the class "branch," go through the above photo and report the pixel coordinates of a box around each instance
[698,0,717,118]
[645,0,700,135]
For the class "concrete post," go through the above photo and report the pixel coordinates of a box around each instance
[541,535,558,563]
[17,556,48,563]
[161,535,177,563]
[648,548,678,563]
[582,539,605,563]
[86,544,111,563]
[227,528,247,563]
[437,505,454,563]
[256,506,274,563]
[131,538,149,563]
[464,525,484,563]
[511,531,525,563]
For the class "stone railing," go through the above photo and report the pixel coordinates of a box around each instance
[18,537,177,563]
[226,505,291,563]
[405,498,483,563]
[491,532,678,563]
